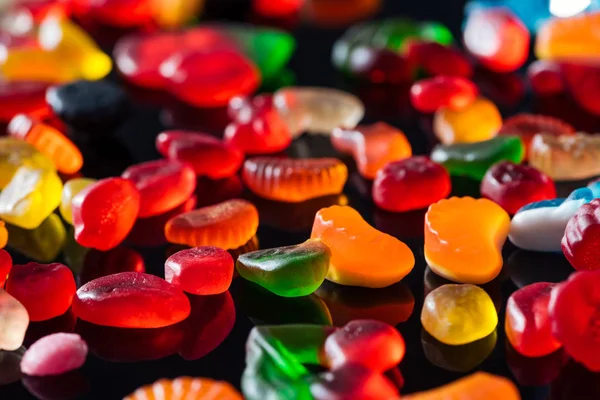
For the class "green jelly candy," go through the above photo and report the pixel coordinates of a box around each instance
[237,239,331,297]
[431,136,525,181]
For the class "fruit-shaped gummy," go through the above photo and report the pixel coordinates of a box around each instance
[125,377,243,400]
[0,289,29,351]
[236,239,331,297]
[535,11,600,62]
[410,76,478,113]
[71,178,141,251]
[403,372,520,400]
[425,197,510,284]
[433,97,502,145]
[311,205,414,288]
[73,272,190,328]
[0,81,50,122]
[165,199,259,250]
[6,262,76,322]
[527,60,564,96]
[59,178,96,225]
[331,122,412,179]
[21,333,87,376]
[405,40,472,78]
[242,157,348,202]
[421,284,498,345]
[562,198,600,271]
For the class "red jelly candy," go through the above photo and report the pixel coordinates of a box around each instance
[405,41,473,78]
[372,156,451,212]
[122,159,196,218]
[410,76,478,113]
[71,0,152,27]
[481,161,556,215]
[73,272,191,328]
[0,249,12,287]
[80,247,146,285]
[549,270,600,371]
[228,94,273,120]
[165,246,234,295]
[253,0,303,16]
[506,282,561,357]
[560,62,600,116]
[346,46,416,84]
[463,8,530,72]
[527,60,564,96]
[71,178,141,251]
[0,81,50,122]
[6,263,76,322]
[562,199,600,271]
[156,131,244,179]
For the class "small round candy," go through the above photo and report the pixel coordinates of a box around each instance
[527,60,564,96]
[124,377,243,400]
[165,247,234,295]
[481,161,556,215]
[562,199,600,271]
[410,76,478,113]
[405,40,473,78]
[433,97,502,145]
[6,263,76,322]
[21,333,88,377]
[372,156,451,212]
[59,178,96,225]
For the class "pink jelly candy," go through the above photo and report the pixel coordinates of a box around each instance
[562,199,600,271]
[165,247,234,295]
[410,76,478,113]
[0,289,29,351]
[21,333,88,376]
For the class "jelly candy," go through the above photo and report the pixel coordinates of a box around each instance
[405,40,473,78]
[0,166,62,230]
[125,377,243,400]
[122,160,196,218]
[421,284,498,345]
[562,198,600,271]
[156,131,243,179]
[311,205,414,288]
[273,87,365,137]
[253,0,303,16]
[527,60,564,96]
[70,0,153,27]
[150,0,205,29]
[506,282,561,357]
[372,156,451,212]
[165,246,234,295]
[403,372,520,400]
[480,161,556,215]
[165,199,259,250]
[0,81,50,122]
[463,7,530,72]
[74,272,190,328]
[59,178,96,225]
[80,247,145,285]
[6,263,75,322]
[0,290,29,351]
[0,138,54,190]
[431,135,525,180]
[310,364,399,400]
[21,333,87,377]
[549,270,600,371]
[242,157,348,202]
[0,249,10,286]
[237,240,331,297]
[425,197,510,284]
[6,214,66,263]
[338,46,415,84]
[535,11,600,62]
[410,76,478,113]
[331,122,412,179]
[529,133,600,181]
[559,62,600,116]
[433,97,502,145]
[8,114,83,174]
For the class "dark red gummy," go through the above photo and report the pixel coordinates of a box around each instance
[0,249,12,287]
[0,81,50,122]
[560,62,600,116]
[528,60,564,96]
[80,247,146,285]
[562,199,600,271]
[405,40,473,78]
[346,46,416,84]
[311,364,399,400]
[410,76,478,113]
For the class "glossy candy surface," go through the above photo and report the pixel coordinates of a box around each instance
[0,250,11,286]
[405,40,473,78]
[535,11,600,62]
[7,214,66,263]
[242,157,348,202]
[0,138,55,191]
[527,60,564,96]
[562,199,600,271]
[0,81,50,122]
[59,178,96,225]
[125,377,243,400]
[0,290,29,351]
[21,333,87,376]
[311,205,414,288]
[403,372,520,400]
[410,76,478,113]
[433,97,502,145]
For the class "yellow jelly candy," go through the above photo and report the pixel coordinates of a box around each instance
[433,97,502,145]
[7,214,66,263]
[0,138,54,190]
[0,166,62,229]
[60,178,97,225]
[421,284,498,345]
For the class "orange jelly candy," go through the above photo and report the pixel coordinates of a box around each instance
[425,197,510,284]
[536,11,600,62]
[124,377,242,400]
[165,199,259,250]
[433,97,502,145]
[0,221,7,249]
[403,372,520,400]
[331,122,412,179]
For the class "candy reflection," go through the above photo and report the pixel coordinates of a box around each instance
[506,341,567,387]
[195,176,244,208]
[303,0,382,26]
[0,347,24,386]
[374,208,426,240]
[62,226,89,275]
[22,370,89,400]
[24,309,76,347]
[6,213,66,263]
[229,235,260,262]
[550,360,600,400]
[505,250,572,288]
[79,247,145,286]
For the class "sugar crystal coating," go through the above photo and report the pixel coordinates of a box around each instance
[21,333,87,376]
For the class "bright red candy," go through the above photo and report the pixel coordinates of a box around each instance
[165,246,234,295]
[405,41,472,78]
[80,247,146,285]
[0,81,50,122]
[156,131,244,179]
[253,0,303,16]
[6,263,76,322]
[463,8,530,73]
[481,161,556,215]
[562,199,600,271]
[0,249,12,287]
[527,60,564,96]
[71,178,141,251]
[505,282,561,357]
[73,272,191,328]
[560,62,600,116]
[122,159,196,218]
[372,156,451,212]
[410,76,478,113]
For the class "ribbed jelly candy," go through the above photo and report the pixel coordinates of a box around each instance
[125,377,243,400]
[331,122,412,179]
[165,199,259,250]
[425,197,510,284]
[243,157,348,202]
[71,178,140,251]
[562,199,600,271]
[433,97,502,145]
[535,11,600,62]
[506,282,561,357]
[410,76,478,113]
[527,60,564,96]
[21,333,87,377]
[73,272,190,328]
[372,156,451,212]
[6,263,76,322]
[237,240,331,297]
[165,246,234,295]
[421,284,498,345]
[59,178,96,225]
[0,81,50,122]
[403,372,520,400]
[0,290,29,351]
[311,205,414,288]
[0,138,54,190]
[405,40,473,78]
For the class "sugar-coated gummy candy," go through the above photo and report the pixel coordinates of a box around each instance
[59,178,96,225]
[506,282,561,357]
[165,246,234,295]
[403,372,520,400]
[124,377,243,400]
[372,156,451,212]
[310,364,399,400]
[242,157,348,202]
[0,138,54,190]
[433,97,502,145]
[421,284,498,345]
[331,122,412,179]
[527,60,564,96]
[21,333,87,377]
[562,198,600,271]
[0,81,50,122]
[72,178,140,251]
[311,205,414,288]
[425,197,510,284]
[405,40,473,78]
[236,239,331,297]
[410,76,478,113]
[0,290,29,351]
[6,263,76,322]
[165,199,259,250]
[73,272,191,328]
[0,249,11,286]
[535,11,600,62]
[481,161,556,215]
[6,213,66,263]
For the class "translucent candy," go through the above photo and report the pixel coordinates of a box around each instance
[125,377,243,400]
[433,97,502,145]
[0,250,11,286]
[0,290,29,351]
[0,138,54,190]
[0,81,50,122]
[535,11,600,62]
[562,199,600,271]
[59,178,96,225]
[405,40,473,78]
[403,372,520,400]
[6,213,66,263]
[527,60,564,96]
[410,76,478,113]
[21,333,87,376]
